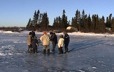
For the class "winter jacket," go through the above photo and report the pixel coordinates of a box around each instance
[31,31,36,38]
[27,35,32,45]
[31,36,38,49]
[40,34,50,46]
[64,34,70,44]
[58,38,64,48]
[50,33,57,44]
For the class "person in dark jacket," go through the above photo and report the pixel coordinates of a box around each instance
[31,30,36,38]
[63,31,70,53]
[31,36,38,53]
[50,32,57,53]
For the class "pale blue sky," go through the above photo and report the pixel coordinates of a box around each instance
[0,0,114,27]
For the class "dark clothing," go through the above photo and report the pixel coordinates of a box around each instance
[64,34,70,44]
[31,37,38,53]
[31,31,36,38]
[58,47,63,54]
[43,45,50,54]
[50,33,57,52]
[50,33,57,44]
[64,33,70,52]
[64,44,69,52]
[51,41,56,52]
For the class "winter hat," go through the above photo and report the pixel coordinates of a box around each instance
[43,31,47,34]
[50,32,53,34]
[60,35,63,38]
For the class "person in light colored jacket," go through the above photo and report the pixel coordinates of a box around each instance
[58,35,64,54]
[27,32,32,52]
[40,31,50,54]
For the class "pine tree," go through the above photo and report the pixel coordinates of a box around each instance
[53,16,62,29]
[82,10,85,18]
[61,9,69,30]
[111,17,114,32]
[26,18,31,30]
[106,14,112,28]
[41,13,49,30]
[71,17,77,28]
[99,16,105,33]
[33,11,37,26]
[72,10,81,31]
[87,15,91,32]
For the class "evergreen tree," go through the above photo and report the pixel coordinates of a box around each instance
[111,17,114,32]
[99,16,105,33]
[109,13,112,27]
[33,10,37,26]
[41,13,49,30]
[91,14,98,32]
[95,15,99,32]
[35,10,40,31]
[26,18,31,30]
[82,10,85,18]
[71,18,75,27]
[87,15,91,32]
[72,10,81,31]
[53,16,62,29]
[61,9,69,30]
[106,14,112,28]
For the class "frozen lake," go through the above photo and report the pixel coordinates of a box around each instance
[0,32,114,72]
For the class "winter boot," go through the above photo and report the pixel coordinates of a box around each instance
[47,49,50,55]
[58,48,61,54]
[43,49,46,54]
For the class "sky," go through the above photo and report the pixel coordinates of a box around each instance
[0,0,114,27]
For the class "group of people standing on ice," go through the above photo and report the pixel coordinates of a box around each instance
[27,30,70,54]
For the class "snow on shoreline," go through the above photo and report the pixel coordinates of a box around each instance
[67,32,114,37]
[0,30,114,37]
[0,30,18,34]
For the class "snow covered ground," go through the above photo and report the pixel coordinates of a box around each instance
[0,31,114,72]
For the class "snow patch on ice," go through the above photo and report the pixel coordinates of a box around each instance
[92,67,97,69]
[8,53,13,55]
[1,45,15,49]
[0,53,6,56]
[0,52,13,56]
[13,40,26,43]
[78,69,85,72]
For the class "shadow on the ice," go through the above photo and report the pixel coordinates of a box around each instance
[69,40,105,52]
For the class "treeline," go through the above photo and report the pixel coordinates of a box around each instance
[26,9,114,33]
[0,27,25,32]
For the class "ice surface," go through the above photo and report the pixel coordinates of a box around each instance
[0,31,114,72]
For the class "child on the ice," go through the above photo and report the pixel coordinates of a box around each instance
[58,35,64,54]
